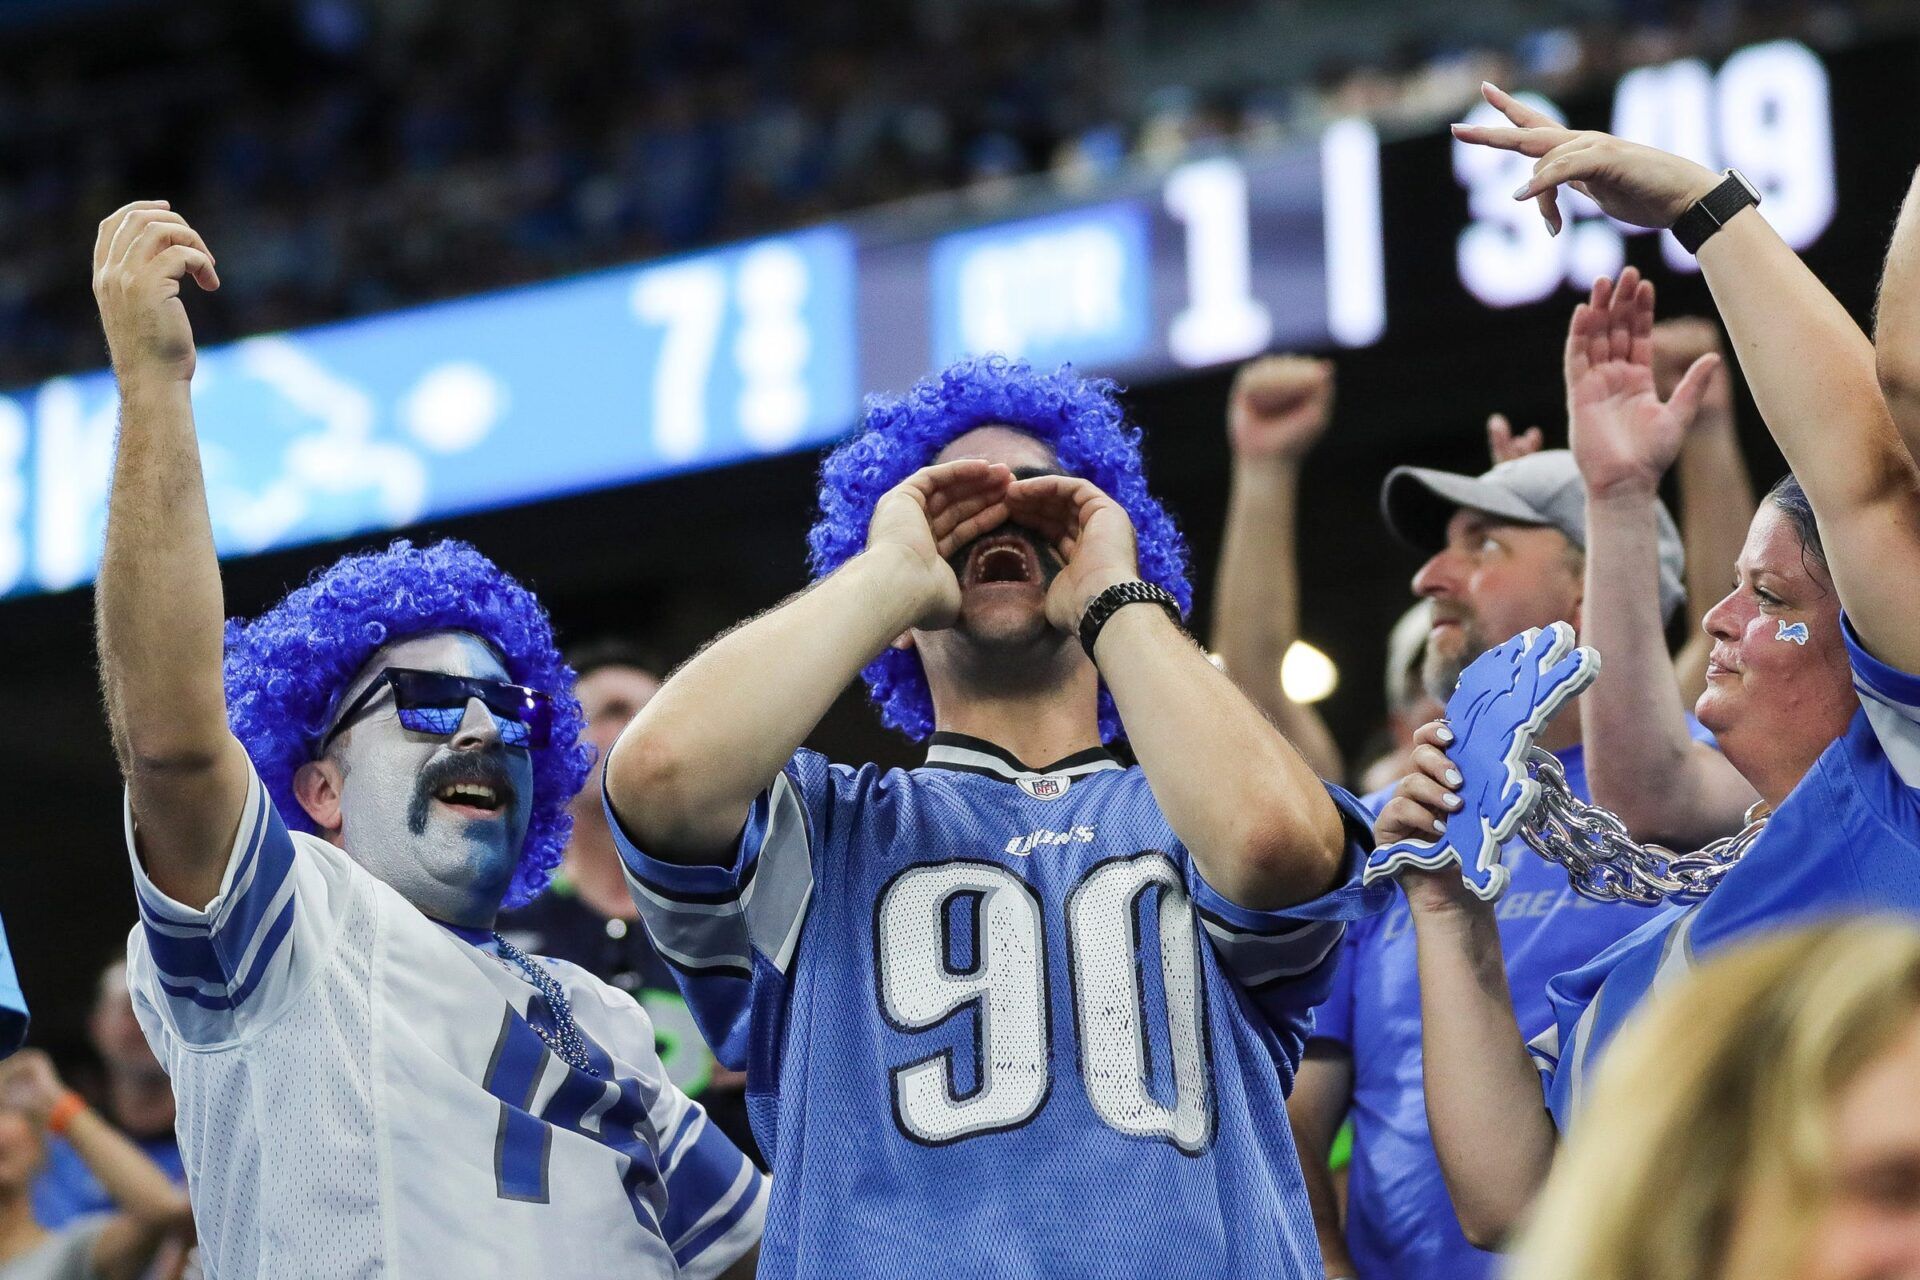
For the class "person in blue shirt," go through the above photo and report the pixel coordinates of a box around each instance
[1378,94,1920,1250]
[1288,434,1706,1279]
[30,961,184,1230]
[604,355,1386,1279]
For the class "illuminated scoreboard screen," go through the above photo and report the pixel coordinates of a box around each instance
[0,34,1893,598]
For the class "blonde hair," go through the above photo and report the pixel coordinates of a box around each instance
[1504,917,1920,1280]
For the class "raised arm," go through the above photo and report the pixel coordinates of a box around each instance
[1655,318,1758,704]
[91,202,249,911]
[1285,1049,1359,1276]
[606,459,1011,864]
[1566,270,1758,844]
[1008,476,1347,910]
[1458,85,1920,669]
[1375,721,1557,1245]
[1875,168,1920,470]
[1210,355,1342,780]
[1,1051,192,1280]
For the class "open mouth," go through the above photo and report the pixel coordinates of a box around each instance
[965,536,1040,588]
[434,781,508,815]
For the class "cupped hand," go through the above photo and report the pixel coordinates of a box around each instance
[1002,474,1142,634]
[866,459,1014,631]
[1566,267,1721,498]
[92,201,221,386]
[1451,83,1722,237]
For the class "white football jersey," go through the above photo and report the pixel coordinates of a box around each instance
[123,763,766,1279]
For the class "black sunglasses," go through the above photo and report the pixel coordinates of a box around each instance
[316,667,553,753]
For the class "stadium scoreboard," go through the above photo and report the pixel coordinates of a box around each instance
[0,35,1878,597]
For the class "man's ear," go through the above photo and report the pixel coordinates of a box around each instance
[890,630,919,653]
[293,758,346,839]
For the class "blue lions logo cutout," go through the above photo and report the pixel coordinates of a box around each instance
[1363,622,1600,902]
[1775,620,1809,645]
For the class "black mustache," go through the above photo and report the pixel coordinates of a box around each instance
[946,524,1063,581]
[408,750,520,834]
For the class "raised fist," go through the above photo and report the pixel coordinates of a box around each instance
[92,200,221,386]
[1651,317,1733,418]
[1228,355,1334,460]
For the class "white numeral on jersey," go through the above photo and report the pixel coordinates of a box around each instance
[876,862,1049,1144]
[874,853,1213,1151]
[1068,855,1211,1153]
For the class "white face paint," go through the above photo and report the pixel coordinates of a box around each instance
[324,632,536,928]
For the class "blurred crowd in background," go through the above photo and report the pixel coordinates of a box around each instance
[2,0,1913,388]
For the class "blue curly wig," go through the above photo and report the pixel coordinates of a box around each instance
[808,355,1192,742]
[222,539,592,910]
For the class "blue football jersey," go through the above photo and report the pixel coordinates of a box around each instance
[609,732,1387,1279]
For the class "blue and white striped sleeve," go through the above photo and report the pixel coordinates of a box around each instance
[1844,614,1920,787]
[1182,782,1392,1036]
[651,1086,769,1280]
[123,760,340,1046]
[606,749,837,1071]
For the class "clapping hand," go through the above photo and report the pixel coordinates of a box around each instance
[1566,268,1721,499]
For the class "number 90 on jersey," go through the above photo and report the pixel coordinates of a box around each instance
[874,853,1215,1155]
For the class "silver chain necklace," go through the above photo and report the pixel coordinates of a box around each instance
[1515,747,1769,906]
[491,932,598,1076]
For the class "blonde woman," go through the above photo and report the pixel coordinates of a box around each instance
[1506,918,1920,1280]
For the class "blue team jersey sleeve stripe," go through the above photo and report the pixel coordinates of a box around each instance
[606,764,817,978]
[671,1162,766,1272]
[1206,920,1345,990]
[660,1109,753,1242]
[125,770,302,1016]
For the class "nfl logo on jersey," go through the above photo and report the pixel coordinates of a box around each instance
[1017,774,1069,800]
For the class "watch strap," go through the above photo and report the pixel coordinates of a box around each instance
[1672,170,1760,254]
[1078,580,1182,659]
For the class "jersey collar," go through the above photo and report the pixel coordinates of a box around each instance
[922,731,1124,784]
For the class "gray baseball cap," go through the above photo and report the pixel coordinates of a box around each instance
[1380,449,1687,623]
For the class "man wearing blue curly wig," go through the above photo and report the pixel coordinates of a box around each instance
[605,353,1387,1278]
[88,202,764,1279]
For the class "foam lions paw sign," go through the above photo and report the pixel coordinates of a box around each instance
[1363,622,1600,902]
[0,913,25,1058]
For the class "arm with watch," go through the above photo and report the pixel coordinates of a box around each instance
[612,461,1349,908]
[1456,82,1920,673]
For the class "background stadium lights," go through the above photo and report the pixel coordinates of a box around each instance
[1281,641,1339,705]
[0,37,1843,601]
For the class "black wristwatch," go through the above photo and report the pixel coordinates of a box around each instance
[1078,580,1183,659]
[1671,170,1761,254]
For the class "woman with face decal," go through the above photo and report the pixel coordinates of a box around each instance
[1364,107,1920,1251]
